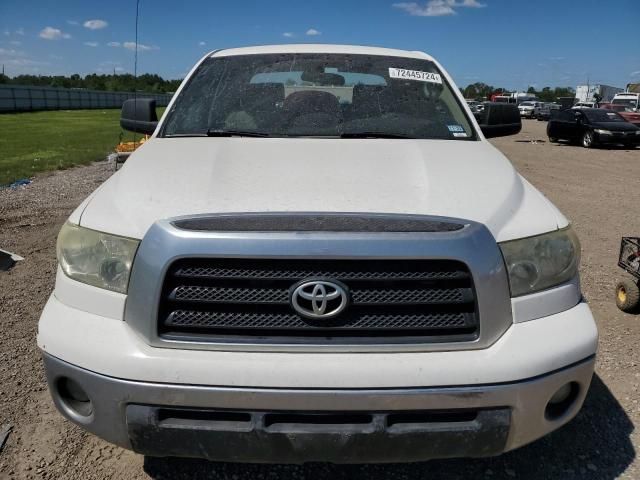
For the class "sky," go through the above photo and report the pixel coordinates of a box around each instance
[1,0,639,90]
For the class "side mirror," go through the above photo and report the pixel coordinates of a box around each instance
[476,102,522,138]
[120,98,158,135]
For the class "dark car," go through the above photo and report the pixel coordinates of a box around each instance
[535,102,560,121]
[547,108,640,148]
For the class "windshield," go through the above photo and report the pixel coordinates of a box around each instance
[584,110,625,122]
[161,53,476,140]
[520,102,536,107]
[612,98,638,108]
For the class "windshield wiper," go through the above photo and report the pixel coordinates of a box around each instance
[206,129,270,137]
[340,132,416,139]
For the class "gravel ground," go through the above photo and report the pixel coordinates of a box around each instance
[1,120,639,479]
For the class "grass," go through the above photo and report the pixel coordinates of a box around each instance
[0,108,164,185]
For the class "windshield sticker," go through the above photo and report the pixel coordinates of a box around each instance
[453,132,468,138]
[447,125,465,133]
[389,68,442,84]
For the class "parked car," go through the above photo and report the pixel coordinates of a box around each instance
[535,102,560,121]
[465,99,483,114]
[573,101,597,109]
[599,103,640,126]
[514,93,538,104]
[39,44,597,464]
[612,92,640,112]
[547,108,640,148]
[557,96,577,109]
[518,100,542,118]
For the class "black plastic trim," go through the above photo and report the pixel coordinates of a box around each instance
[172,212,465,233]
[127,404,510,463]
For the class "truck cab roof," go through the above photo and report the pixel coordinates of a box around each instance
[209,44,435,62]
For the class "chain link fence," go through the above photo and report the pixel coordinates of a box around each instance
[0,84,172,113]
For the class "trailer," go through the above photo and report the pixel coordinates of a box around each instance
[575,84,623,104]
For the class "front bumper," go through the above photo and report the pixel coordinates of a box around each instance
[43,353,594,463]
[594,132,640,145]
[39,284,597,463]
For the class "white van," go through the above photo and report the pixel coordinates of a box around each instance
[612,92,640,112]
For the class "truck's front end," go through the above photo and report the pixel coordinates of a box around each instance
[38,45,597,463]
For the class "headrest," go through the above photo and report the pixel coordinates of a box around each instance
[242,83,285,107]
[352,84,386,104]
[282,90,340,116]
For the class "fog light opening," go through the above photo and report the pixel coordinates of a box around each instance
[56,377,93,418]
[545,382,579,420]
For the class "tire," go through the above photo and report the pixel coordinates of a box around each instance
[582,130,595,148]
[616,279,640,313]
[548,137,558,143]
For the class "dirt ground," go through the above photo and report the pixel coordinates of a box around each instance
[1,120,639,479]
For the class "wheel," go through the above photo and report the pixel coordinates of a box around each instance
[616,279,640,313]
[548,137,558,143]
[582,130,595,148]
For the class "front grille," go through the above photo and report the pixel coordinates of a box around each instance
[158,258,478,344]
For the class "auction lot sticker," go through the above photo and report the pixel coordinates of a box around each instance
[389,68,442,84]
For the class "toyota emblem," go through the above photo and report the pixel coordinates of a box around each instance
[291,280,349,319]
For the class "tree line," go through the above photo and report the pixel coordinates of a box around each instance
[0,73,577,101]
[0,73,182,93]
[461,82,576,102]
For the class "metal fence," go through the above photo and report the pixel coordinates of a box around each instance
[0,84,173,113]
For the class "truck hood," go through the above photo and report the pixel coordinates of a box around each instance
[78,137,567,242]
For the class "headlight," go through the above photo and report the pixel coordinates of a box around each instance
[57,223,139,293]
[635,130,640,136]
[594,129,612,135]
[500,227,580,297]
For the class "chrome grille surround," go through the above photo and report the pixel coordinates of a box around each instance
[124,212,512,353]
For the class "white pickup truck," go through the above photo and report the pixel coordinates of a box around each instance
[38,44,597,464]
[612,92,640,112]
